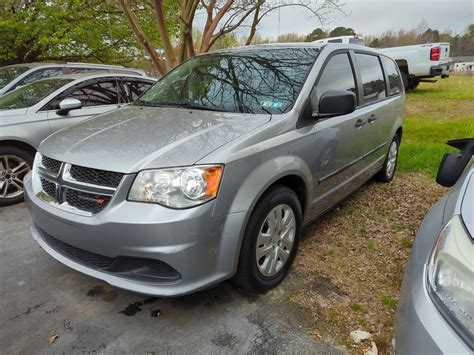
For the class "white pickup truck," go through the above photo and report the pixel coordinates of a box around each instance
[313,36,451,91]
[379,43,450,90]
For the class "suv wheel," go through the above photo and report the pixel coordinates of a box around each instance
[376,136,399,183]
[232,185,302,293]
[0,147,33,206]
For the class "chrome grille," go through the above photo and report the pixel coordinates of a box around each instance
[34,154,123,216]
[41,156,62,176]
[69,165,123,188]
[40,177,56,197]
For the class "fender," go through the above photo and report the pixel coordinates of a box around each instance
[213,154,313,219]
[213,154,314,275]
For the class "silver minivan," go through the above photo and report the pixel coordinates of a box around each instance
[25,43,405,296]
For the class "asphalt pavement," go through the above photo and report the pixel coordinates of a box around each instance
[0,203,344,354]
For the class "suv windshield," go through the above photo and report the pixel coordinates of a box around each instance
[0,77,73,110]
[136,47,320,114]
[0,65,34,90]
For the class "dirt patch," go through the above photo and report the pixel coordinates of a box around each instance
[288,173,446,354]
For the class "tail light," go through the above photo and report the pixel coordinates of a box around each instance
[430,47,441,61]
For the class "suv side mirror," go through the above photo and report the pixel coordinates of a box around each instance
[315,90,356,119]
[436,138,474,187]
[56,98,82,116]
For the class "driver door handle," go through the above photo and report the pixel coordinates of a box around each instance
[355,119,366,128]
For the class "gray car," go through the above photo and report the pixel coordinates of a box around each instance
[0,62,147,96]
[394,139,473,354]
[0,73,155,205]
[24,43,405,296]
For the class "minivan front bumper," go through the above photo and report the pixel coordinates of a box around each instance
[24,173,247,296]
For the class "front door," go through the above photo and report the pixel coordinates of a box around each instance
[307,51,368,218]
[44,78,122,134]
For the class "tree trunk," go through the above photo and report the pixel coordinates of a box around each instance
[153,0,176,68]
[116,0,166,75]
[246,3,261,45]
[200,0,234,53]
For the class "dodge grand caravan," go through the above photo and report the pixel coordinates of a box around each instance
[25,43,405,296]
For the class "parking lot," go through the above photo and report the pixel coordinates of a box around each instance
[0,203,343,354]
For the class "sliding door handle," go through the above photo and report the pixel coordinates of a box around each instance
[355,119,366,128]
[368,114,377,123]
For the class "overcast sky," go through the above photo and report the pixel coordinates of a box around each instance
[256,0,473,38]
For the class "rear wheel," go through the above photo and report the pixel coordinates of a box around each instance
[232,185,302,293]
[0,147,34,206]
[376,136,399,183]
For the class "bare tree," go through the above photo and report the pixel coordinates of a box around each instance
[115,0,344,74]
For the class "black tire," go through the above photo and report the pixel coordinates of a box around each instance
[409,79,420,90]
[376,135,400,183]
[401,71,409,91]
[232,185,302,293]
[0,146,34,206]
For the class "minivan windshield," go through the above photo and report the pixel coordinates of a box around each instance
[136,47,320,114]
[0,65,34,90]
[0,77,73,110]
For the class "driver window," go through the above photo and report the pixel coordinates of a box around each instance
[46,80,120,110]
[311,53,356,112]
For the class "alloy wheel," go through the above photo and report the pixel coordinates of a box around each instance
[0,155,31,200]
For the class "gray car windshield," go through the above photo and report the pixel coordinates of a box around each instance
[0,65,33,90]
[136,47,320,114]
[0,78,73,110]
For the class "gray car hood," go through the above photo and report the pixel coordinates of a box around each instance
[40,105,270,173]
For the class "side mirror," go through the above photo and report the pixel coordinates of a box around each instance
[315,90,356,119]
[436,139,474,187]
[56,98,82,116]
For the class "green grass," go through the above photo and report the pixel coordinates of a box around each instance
[398,76,474,177]
[379,294,398,310]
[350,303,366,313]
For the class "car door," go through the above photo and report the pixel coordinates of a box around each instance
[306,51,370,217]
[353,52,397,169]
[44,78,122,133]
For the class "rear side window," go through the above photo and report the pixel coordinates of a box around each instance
[355,53,386,104]
[312,53,356,109]
[17,68,64,86]
[381,56,403,96]
[121,80,153,102]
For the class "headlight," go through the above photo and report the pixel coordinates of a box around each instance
[427,215,473,347]
[128,165,223,208]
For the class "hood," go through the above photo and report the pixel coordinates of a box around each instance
[40,105,270,173]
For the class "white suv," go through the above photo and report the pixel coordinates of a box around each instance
[0,62,147,96]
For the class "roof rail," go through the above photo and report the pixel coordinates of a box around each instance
[65,62,125,68]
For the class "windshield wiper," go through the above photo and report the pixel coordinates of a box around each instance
[136,100,231,112]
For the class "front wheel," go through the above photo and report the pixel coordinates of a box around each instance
[232,185,302,293]
[0,147,34,206]
[376,136,399,183]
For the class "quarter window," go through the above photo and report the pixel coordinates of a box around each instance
[381,56,403,96]
[121,80,153,102]
[312,53,356,110]
[355,53,386,104]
